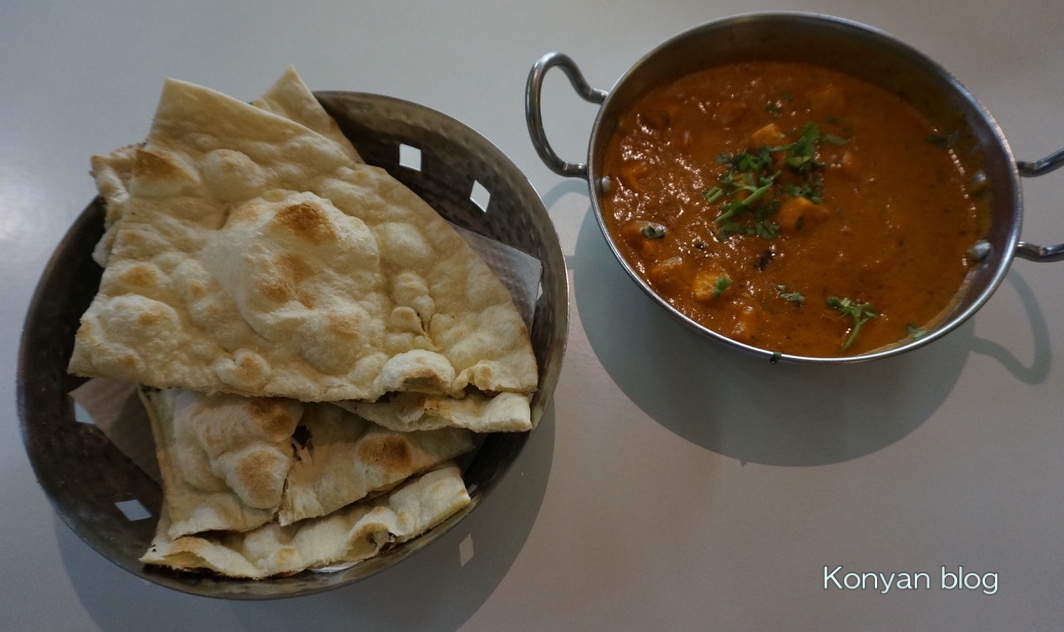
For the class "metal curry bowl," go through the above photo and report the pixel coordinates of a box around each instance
[525,12,1063,364]
[18,92,569,598]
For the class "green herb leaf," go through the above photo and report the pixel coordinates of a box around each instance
[713,275,733,298]
[821,133,848,146]
[751,220,779,239]
[702,187,724,204]
[776,285,805,303]
[827,296,877,350]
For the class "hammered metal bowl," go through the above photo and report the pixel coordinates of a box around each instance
[526,12,1064,364]
[17,92,569,599]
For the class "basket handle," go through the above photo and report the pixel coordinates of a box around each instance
[525,52,607,179]
[1015,147,1064,262]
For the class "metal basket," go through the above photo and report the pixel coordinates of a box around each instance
[17,92,569,599]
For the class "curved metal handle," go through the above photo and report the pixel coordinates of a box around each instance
[1015,148,1064,262]
[525,52,607,179]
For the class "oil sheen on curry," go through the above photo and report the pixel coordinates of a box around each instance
[601,61,987,357]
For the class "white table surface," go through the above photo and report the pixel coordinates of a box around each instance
[4,1,1063,630]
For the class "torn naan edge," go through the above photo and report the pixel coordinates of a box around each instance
[89,144,138,266]
[338,391,533,433]
[140,464,471,579]
[142,386,475,537]
[251,65,362,163]
[70,66,538,404]
[281,401,474,525]
[90,66,361,267]
[140,387,302,538]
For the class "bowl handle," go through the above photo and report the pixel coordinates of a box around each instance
[1015,148,1064,262]
[525,52,607,179]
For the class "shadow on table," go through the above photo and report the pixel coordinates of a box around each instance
[564,183,1051,466]
[57,403,556,632]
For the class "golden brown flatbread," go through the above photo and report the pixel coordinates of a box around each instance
[280,399,475,525]
[140,464,470,579]
[251,66,363,163]
[70,68,538,404]
[141,387,475,538]
[140,388,300,537]
[340,391,533,433]
[90,66,363,268]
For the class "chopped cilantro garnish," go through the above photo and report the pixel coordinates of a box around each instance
[702,122,845,241]
[776,285,805,303]
[712,275,733,298]
[827,296,877,350]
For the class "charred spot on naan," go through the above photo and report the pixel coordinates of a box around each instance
[276,200,338,244]
[116,262,165,289]
[258,252,317,306]
[211,349,272,392]
[245,398,304,442]
[325,311,365,339]
[131,146,200,195]
[229,447,290,509]
[357,434,414,472]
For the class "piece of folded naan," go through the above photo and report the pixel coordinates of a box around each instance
[280,397,474,526]
[140,388,301,537]
[141,387,475,538]
[340,391,535,433]
[70,67,538,406]
[89,67,364,268]
[140,464,471,579]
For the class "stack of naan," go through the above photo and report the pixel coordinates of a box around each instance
[68,67,539,579]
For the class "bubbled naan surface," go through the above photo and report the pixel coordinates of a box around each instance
[140,464,471,579]
[340,391,534,433]
[142,387,475,538]
[140,388,302,538]
[280,400,474,526]
[70,68,538,403]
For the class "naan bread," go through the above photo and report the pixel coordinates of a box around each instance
[89,144,138,266]
[142,386,475,537]
[281,400,474,525]
[141,387,301,537]
[251,65,363,163]
[340,391,533,433]
[71,67,538,404]
[140,464,470,579]
[90,66,361,268]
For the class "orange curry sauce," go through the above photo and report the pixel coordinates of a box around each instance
[601,61,987,357]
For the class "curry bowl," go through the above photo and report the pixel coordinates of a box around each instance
[526,12,1063,364]
[18,91,569,598]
